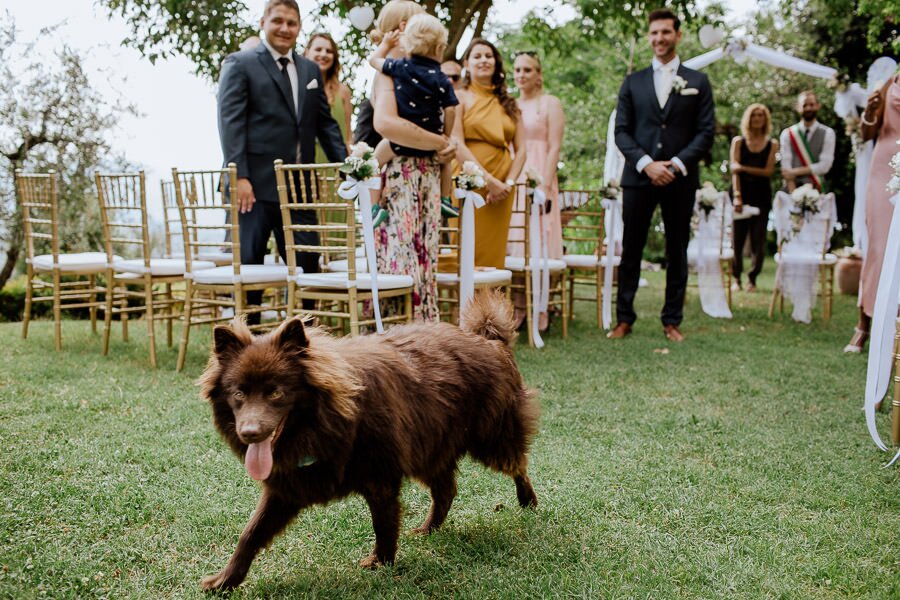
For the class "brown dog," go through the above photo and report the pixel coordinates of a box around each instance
[199,291,539,591]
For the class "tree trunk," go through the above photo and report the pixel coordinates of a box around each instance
[0,244,20,289]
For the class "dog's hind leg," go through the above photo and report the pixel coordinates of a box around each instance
[201,489,302,591]
[412,468,457,534]
[360,481,402,568]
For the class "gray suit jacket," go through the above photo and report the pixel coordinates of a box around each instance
[614,64,715,189]
[217,44,347,203]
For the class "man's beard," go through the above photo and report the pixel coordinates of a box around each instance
[802,110,818,122]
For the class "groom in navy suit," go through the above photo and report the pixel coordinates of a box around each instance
[218,0,346,316]
[612,8,715,342]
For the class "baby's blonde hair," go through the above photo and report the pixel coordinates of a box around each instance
[401,13,448,57]
[370,0,424,44]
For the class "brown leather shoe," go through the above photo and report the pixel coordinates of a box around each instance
[663,324,685,342]
[607,322,632,339]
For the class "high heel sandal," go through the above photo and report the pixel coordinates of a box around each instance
[843,327,870,354]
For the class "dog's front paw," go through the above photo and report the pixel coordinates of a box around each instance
[201,569,244,592]
[358,553,385,569]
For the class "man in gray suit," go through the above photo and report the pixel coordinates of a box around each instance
[218,0,347,315]
[779,91,835,193]
[612,8,715,342]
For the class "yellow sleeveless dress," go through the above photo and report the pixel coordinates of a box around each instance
[464,82,516,269]
[315,94,347,163]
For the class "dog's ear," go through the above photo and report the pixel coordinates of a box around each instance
[275,316,309,352]
[213,325,248,358]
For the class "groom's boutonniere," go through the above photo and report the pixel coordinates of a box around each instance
[672,75,699,96]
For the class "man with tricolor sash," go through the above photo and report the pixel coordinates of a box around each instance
[779,90,836,192]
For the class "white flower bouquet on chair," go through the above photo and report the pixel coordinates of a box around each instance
[454,161,486,314]
[696,181,719,220]
[523,166,550,348]
[788,183,821,235]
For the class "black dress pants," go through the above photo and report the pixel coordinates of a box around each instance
[731,205,769,286]
[616,178,694,326]
[239,201,319,319]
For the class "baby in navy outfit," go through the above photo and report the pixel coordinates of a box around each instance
[368,13,459,224]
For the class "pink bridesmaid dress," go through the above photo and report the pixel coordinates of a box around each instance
[860,79,900,316]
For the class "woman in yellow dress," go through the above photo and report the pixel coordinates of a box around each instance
[305,32,352,161]
[451,38,526,269]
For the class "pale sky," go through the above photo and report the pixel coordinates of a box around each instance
[7,0,757,216]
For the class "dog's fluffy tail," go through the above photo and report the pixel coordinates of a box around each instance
[460,289,517,347]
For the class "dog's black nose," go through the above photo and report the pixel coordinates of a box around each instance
[238,423,263,440]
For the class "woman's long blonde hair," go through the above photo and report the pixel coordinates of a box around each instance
[370,0,425,44]
[740,103,772,138]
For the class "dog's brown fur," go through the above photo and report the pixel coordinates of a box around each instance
[199,290,539,591]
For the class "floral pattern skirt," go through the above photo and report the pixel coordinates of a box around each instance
[376,155,441,322]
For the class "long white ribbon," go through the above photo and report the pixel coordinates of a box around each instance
[338,176,383,333]
[600,197,620,330]
[528,187,548,349]
[455,187,485,318]
[864,192,900,466]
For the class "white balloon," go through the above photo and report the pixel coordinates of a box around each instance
[867,56,898,93]
[349,5,375,31]
[698,25,726,49]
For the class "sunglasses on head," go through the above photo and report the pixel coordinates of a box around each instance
[515,50,539,59]
[447,74,461,82]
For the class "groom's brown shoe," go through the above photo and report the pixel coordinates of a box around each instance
[607,322,632,339]
[663,324,685,342]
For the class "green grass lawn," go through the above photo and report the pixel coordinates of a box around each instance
[1,266,898,599]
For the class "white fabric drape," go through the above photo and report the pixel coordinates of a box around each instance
[773,191,836,324]
[864,192,900,466]
[529,188,549,349]
[601,197,622,329]
[692,191,733,318]
[456,188,485,318]
[338,176,383,333]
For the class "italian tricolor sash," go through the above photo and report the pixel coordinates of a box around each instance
[787,124,822,191]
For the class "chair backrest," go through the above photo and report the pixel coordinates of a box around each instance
[160,179,185,258]
[274,161,354,277]
[95,171,150,265]
[172,165,238,275]
[773,190,835,258]
[561,189,605,257]
[507,183,535,262]
[16,170,59,264]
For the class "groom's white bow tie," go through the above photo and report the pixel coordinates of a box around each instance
[657,65,673,108]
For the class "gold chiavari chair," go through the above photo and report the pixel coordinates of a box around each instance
[768,191,837,322]
[560,189,610,327]
[96,171,213,367]
[160,179,184,260]
[17,170,108,350]
[436,196,512,324]
[505,183,568,346]
[174,165,289,371]
[275,161,414,335]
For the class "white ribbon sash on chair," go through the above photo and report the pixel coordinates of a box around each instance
[696,192,733,319]
[455,187,485,317]
[600,197,621,330]
[338,176,383,333]
[529,187,549,349]
[864,192,900,466]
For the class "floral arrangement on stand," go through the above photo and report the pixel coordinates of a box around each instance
[789,183,822,233]
[339,142,379,180]
[696,181,719,219]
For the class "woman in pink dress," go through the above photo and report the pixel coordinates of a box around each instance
[510,51,565,330]
[845,74,900,352]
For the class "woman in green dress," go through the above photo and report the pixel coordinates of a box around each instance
[305,32,352,161]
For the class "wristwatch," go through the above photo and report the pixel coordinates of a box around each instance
[505,178,515,186]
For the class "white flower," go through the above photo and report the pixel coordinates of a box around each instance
[455,161,486,191]
[671,75,688,93]
[696,182,718,216]
[887,175,900,194]
[461,161,483,177]
[790,183,821,216]
[524,166,543,188]
[349,142,373,159]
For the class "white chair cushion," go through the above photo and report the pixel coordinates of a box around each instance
[189,264,290,284]
[563,254,599,268]
[113,258,215,276]
[198,251,234,264]
[325,258,371,273]
[263,254,283,265]
[436,269,513,285]
[31,252,118,273]
[774,252,838,266]
[294,272,413,290]
[687,247,734,263]
[599,254,622,267]
[504,256,567,272]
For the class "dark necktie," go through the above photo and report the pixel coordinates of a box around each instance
[278,57,293,101]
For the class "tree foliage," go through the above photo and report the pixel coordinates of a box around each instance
[0,17,135,289]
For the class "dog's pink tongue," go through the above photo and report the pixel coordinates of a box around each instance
[245,439,273,481]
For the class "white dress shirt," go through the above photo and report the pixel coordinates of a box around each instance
[262,38,298,113]
[636,56,687,177]
[779,120,836,176]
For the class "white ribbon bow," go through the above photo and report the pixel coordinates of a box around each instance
[338,176,384,333]
[455,187,485,320]
[529,187,549,349]
[600,197,620,330]
[864,191,900,467]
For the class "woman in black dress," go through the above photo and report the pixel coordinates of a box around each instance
[730,103,779,292]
